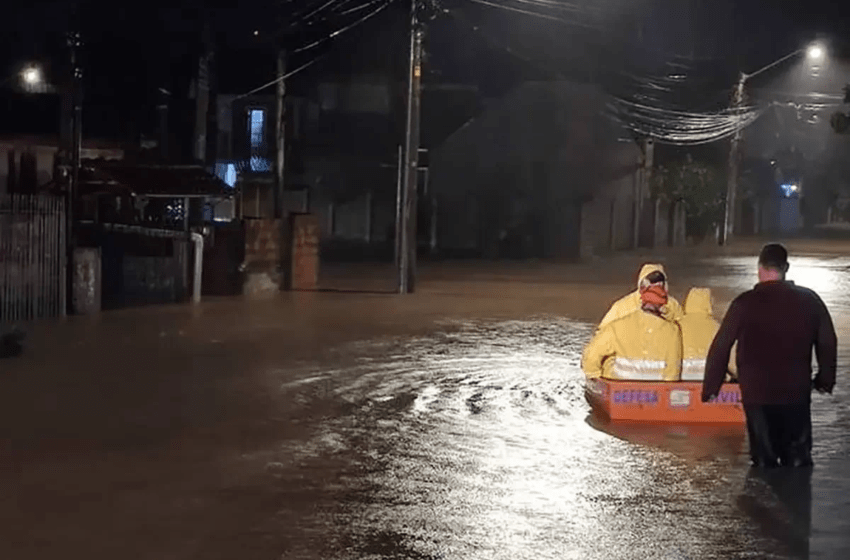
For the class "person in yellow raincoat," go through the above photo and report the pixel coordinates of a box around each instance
[582,277,682,381]
[679,287,738,381]
[597,264,684,330]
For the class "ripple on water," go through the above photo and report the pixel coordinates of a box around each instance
[260,315,828,559]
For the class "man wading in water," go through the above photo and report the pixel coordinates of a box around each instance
[702,243,837,468]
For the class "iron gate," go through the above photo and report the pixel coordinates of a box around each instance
[0,195,66,323]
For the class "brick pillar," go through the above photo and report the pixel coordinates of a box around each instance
[283,213,319,291]
[242,218,282,296]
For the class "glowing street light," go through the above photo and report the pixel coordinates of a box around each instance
[807,44,825,61]
[21,65,42,86]
[720,40,828,245]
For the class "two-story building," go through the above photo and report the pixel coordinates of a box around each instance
[214,74,480,258]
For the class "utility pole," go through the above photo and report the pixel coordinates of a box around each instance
[394,144,403,265]
[194,20,212,164]
[157,88,170,160]
[398,0,423,294]
[721,73,746,246]
[633,137,653,249]
[66,30,83,315]
[275,49,286,219]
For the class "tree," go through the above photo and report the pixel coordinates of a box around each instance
[652,154,726,240]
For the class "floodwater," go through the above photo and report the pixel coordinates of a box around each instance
[2,246,850,559]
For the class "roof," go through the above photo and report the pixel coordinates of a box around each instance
[77,160,235,198]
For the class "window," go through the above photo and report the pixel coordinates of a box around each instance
[247,108,271,172]
[249,108,265,149]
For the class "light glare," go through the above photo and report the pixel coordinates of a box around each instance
[22,66,41,85]
[807,45,824,60]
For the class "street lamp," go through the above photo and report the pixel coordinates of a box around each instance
[720,41,825,245]
[21,65,42,86]
[807,44,825,61]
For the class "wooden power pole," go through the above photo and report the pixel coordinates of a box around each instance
[65,30,83,315]
[275,49,286,219]
[398,1,423,294]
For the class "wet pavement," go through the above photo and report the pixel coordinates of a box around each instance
[2,240,850,559]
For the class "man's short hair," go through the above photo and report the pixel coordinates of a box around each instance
[758,243,789,271]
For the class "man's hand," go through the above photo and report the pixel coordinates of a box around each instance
[813,375,834,395]
[701,393,717,403]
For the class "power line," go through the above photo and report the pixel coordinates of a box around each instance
[233,56,322,99]
[233,0,395,98]
[292,0,396,53]
[461,0,596,28]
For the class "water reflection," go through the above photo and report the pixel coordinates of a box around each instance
[693,255,850,314]
[585,413,748,466]
[738,467,813,559]
[275,317,798,559]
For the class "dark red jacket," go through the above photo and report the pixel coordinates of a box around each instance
[702,280,837,405]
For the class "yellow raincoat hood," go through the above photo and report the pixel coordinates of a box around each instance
[597,263,682,329]
[679,287,734,381]
[684,288,713,316]
[636,263,667,290]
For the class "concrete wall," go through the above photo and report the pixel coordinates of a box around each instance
[579,172,638,258]
[759,196,782,234]
[779,197,802,232]
[331,195,370,240]
[654,200,669,248]
[238,178,307,219]
[580,195,611,259]
[613,189,637,250]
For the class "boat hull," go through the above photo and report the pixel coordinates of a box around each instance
[585,378,745,424]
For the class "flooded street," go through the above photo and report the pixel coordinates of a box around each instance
[2,243,850,559]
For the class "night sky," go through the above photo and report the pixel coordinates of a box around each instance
[4,0,850,139]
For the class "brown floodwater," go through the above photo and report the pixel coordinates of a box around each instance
[2,246,849,559]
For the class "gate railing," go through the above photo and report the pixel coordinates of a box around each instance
[0,194,66,323]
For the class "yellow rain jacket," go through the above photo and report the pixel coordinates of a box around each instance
[679,288,719,381]
[582,307,683,381]
[678,287,737,381]
[597,264,684,330]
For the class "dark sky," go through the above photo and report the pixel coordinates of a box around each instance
[4,0,850,138]
[6,0,850,83]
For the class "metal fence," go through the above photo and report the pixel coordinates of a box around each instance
[0,194,66,323]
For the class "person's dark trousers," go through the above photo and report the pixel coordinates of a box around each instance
[743,402,813,468]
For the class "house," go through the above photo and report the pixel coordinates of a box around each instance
[74,158,236,227]
[214,76,481,258]
[0,87,125,195]
[430,81,652,259]
[1,135,123,195]
[69,159,239,308]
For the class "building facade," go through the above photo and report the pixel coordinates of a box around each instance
[430,81,670,259]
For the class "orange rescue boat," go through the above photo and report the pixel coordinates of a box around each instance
[585,378,745,424]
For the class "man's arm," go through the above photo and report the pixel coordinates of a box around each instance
[582,325,615,379]
[702,298,743,402]
[812,292,837,394]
